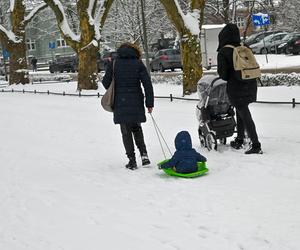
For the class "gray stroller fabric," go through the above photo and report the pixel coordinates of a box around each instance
[196,75,230,122]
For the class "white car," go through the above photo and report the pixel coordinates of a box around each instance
[250,32,288,54]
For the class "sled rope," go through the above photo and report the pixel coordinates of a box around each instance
[150,113,172,159]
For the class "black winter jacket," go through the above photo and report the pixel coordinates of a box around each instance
[102,47,154,124]
[217,24,257,107]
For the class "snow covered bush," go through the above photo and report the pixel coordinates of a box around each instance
[260,73,300,87]
[151,73,300,87]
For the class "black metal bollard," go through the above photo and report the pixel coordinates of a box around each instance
[292,98,296,108]
[97,92,100,98]
[170,94,173,102]
[79,91,81,97]
[47,90,49,95]
[34,90,36,94]
[63,91,65,96]
[23,89,25,93]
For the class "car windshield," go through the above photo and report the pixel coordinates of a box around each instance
[246,34,257,41]
[264,34,278,42]
[165,50,180,55]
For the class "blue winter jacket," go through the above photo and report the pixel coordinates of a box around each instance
[161,131,207,173]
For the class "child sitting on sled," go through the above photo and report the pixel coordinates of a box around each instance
[160,131,207,174]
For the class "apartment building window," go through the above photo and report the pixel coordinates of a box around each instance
[26,39,36,51]
[236,17,245,28]
[56,36,68,48]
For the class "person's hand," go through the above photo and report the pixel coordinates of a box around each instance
[147,107,153,113]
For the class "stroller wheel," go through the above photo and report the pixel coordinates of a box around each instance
[199,135,206,148]
[206,133,217,151]
[220,138,227,145]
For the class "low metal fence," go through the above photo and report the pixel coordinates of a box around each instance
[1,88,299,108]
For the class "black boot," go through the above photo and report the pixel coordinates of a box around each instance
[125,157,137,170]
[141,153,150,166]
[230,137,244,149]
[245,144,263,154]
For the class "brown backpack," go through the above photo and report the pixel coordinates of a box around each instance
[224,45,261,81]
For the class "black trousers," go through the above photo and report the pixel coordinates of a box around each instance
[235,105,260,147]
[120,123,147,159]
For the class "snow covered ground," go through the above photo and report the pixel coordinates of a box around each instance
[0,81,300,250]
[256,54,300,70]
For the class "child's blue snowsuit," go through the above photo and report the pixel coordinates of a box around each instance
[160,131,207,173]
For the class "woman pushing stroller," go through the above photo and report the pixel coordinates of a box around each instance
[217,23,263,154]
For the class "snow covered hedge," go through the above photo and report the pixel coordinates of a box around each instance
[151,73,300,87]
[260,73,300,86]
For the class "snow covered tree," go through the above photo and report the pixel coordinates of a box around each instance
[43,0,114,90]
[159,0,205,95]
[0,0,47,85]
[102,0,174,51]
[278,0,300,31]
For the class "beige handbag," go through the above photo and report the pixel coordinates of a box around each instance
[101,61,115,112]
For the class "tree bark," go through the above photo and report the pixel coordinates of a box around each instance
[44,0,114,90]
[160,0,205,95]
[0,0,47,85]
[77,46,98,90]
[181,32,203,93]
[8,42,29,85]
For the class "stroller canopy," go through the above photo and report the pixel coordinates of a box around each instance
[197,75,229,109]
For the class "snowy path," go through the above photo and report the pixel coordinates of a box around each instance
[0,84,300,250]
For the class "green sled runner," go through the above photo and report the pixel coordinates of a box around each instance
[157,159,208,178]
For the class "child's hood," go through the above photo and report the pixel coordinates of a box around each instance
[175,131,193,151]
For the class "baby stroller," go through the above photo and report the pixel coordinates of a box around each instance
[196,75,236,151]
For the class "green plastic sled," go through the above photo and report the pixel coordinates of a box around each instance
[157,159,208,178]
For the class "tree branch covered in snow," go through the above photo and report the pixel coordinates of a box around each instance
[0,24,20,43]
[102,0,174,50]
[23,2,48,26]
[42,0,80,48]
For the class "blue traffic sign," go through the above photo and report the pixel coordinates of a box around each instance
[252,13,270,27]
[3,49,10,60]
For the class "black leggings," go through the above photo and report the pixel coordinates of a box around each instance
[235,105,260,146]
[120,123,147,159]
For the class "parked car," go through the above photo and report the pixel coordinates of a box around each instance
[270,33,300,54]
[244,30,282,46]
[286,34,300,55]
[249,32,288,54]
[150,49,182,72]
[97,51,117,72]
[49,55,78,73]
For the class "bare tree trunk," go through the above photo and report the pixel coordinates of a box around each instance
[44,0,114,90]
[181,32,203,93]
[77,47,98,90]
[222,0,230,24]
[159,0,205,95]
[9,0,28,85]
[9,43,29,84]
[0,0,47,85]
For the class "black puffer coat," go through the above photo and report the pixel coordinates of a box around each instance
[102,47,154,124]
[217,24,257,107]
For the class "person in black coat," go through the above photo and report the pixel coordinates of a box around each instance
[31,57,38,72]
[102,43,154,169]
[217,24,262,154]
